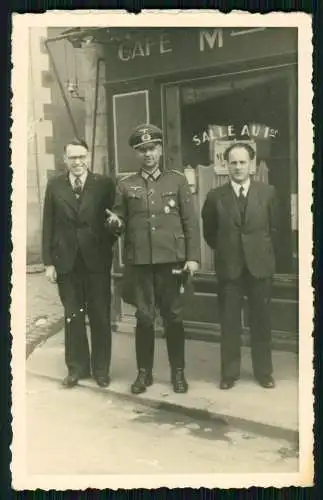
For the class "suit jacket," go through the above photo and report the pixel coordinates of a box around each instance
[112,168,200,265]
[42,171,116,274]
[201,181,279,280]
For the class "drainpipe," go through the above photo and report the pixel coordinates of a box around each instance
[90,57,104,172]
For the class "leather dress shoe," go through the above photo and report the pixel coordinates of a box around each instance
[62,374,79,388]
[95,376,111,388]
[131,369,153,394]
[171,369,188,394]
[220,378,236,390]
[256,375,275,389]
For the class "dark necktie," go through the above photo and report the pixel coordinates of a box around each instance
[73,177,83,198]
[238,185,247,222]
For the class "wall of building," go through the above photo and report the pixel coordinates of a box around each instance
[27,28,55,265]
[46,28,86,172]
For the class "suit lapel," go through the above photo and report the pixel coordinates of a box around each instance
[221,183,242,227]
[244,182,260,227]
[58,175,80,213]
[78,171,96,214]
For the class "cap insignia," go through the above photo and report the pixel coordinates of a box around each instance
[140,129,152,143]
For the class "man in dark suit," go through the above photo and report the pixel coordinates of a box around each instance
[42,139,116,388]
[201,142,279,390]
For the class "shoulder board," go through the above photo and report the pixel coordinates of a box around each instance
[119,173,136,181]
[168,169,185,177]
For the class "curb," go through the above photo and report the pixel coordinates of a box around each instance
[26,318,65,359]
[27,264,45,274]
[28,370,298,445]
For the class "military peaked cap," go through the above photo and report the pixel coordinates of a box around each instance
[129,124,163,149]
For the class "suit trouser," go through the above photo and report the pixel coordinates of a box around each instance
[218,267,273,380]
[57,252,112,378]
[130,264,185,371]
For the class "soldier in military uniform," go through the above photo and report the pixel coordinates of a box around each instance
[106,124,200,395]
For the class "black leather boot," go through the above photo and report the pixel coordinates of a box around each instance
[171,368,188,393]
[131,369,154,395]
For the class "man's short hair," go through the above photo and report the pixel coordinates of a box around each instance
[223,142,256,162]
[64,138,89,152]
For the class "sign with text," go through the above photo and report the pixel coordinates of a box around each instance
[104,28,297,82]
[193,123,279,146]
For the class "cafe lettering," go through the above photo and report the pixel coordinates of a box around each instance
[117,29,224,62]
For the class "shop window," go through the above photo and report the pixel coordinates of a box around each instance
[174,68,297,275]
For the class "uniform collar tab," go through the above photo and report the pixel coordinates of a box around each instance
[141,167,161,181]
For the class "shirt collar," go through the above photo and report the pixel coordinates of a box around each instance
[231,178,250,197]
[69,170,88,187]
[140,166,162,182]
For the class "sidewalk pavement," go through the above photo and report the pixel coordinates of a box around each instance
[26,270,64,357]
[27,329,299,443]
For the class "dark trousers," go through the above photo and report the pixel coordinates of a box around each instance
[131,264,185,371]
[57,252,112,378]
[218,268,273,380]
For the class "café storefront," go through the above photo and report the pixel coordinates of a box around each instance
[62,27,299,347]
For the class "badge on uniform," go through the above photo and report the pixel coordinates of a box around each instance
[168,199,176,207]
[164,206,170,214]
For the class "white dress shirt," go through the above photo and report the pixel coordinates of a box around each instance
[231,178,251,198]
[69,170,88,191]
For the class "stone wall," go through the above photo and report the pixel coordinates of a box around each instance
[27,28,55,265]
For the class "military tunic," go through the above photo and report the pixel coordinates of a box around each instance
[113,167,200,265]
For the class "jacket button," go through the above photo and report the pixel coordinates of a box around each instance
[152,227,156,231]
[152,214,155,218]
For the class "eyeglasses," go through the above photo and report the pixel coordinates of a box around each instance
[66,155,87,161]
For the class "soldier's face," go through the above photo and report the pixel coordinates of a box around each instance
[135,143,162,170]
[227,147,251,184]
[64,144,89,177]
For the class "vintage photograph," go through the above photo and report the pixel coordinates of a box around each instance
[11,11,313,489]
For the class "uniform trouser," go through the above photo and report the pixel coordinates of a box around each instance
[57,252,112,378]
[131,264,185,371]
[218,267,273,380]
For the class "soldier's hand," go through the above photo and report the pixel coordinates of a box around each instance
[184,261,199,276]
[45,265,57,284]
[105,208,123,229]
